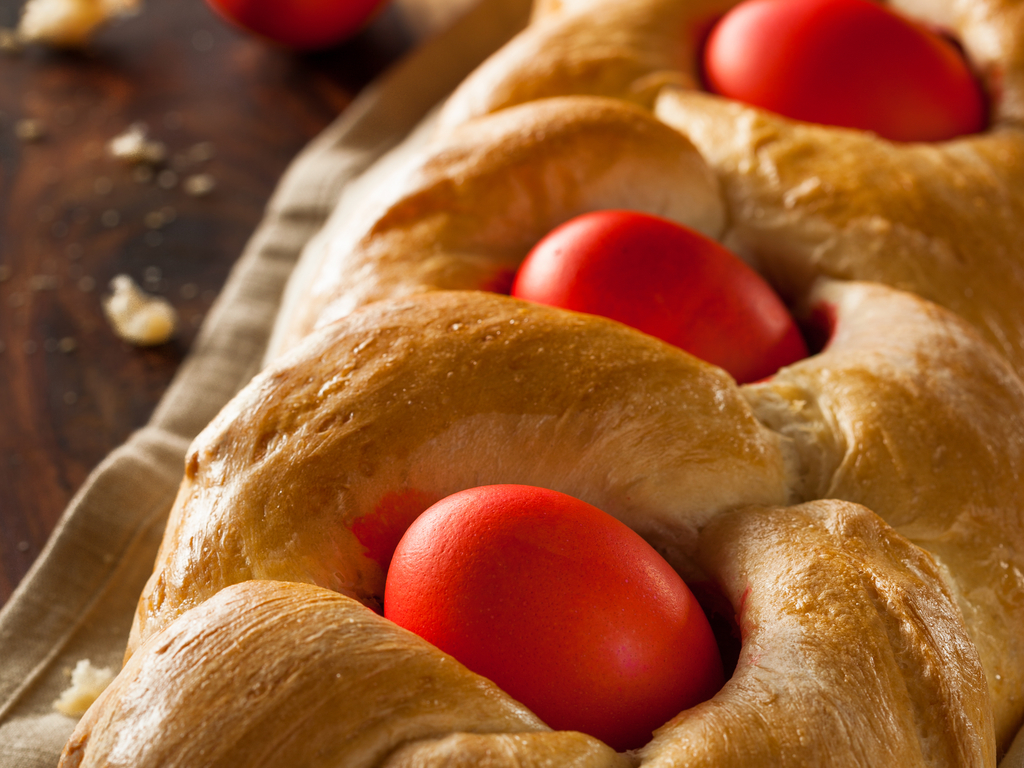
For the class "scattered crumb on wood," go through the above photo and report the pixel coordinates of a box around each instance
[15,118,46,142]
[0,27,23,53]
[102,274,177,346]
[108,122,166,165]
[184,172,215,196]
[19,0,141,48]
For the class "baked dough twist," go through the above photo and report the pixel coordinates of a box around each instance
[440,0,1024,374]
[60,0,1024,764]
[272,95,725,354]
[64,284,1019,767]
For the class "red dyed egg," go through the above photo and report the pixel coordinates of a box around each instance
[703,0,987,141]
[204,0,386,50]
[512,210,807,384]
[384,484,724,751]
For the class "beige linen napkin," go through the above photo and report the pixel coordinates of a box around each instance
[0,0,529,764]
[2,0,1022,764]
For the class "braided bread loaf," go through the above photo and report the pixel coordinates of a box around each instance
[60,0,1024,765]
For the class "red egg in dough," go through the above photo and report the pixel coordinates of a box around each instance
[511,210,808,384]
[702,0,987,142]
[203,0,387,50]
[384,484,724,752]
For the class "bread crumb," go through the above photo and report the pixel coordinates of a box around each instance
[102,274,177,346]
[15,118,45,142]
[108,122,166,165]
[54,659,114,716]
[184,172,215,196]
[0,27,23,52]
[19,0,140,48]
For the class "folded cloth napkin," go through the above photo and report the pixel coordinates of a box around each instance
[0,1,529,764]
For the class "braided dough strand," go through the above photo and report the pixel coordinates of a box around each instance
[64,580,629,768]
[87,273,1022,764]
[65,499,994,767]
[656,90,1024,373]
[273,95,725,355]
[60,0,1024,762]
[643,499,993,768]
[129,290,789,657]
[749,279,1024,746]
[440,0,1024,379]
[435,0,729,128]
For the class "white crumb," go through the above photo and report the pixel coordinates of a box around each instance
[19,0,141,48]
[102,274,177,346]
[53,659,115,716]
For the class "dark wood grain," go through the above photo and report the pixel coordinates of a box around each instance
[0,0,423,604]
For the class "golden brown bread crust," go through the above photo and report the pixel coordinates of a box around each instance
[67,499,996,766]
[446,0,1024,125]
[435,0,728,128]
[441,0,1024,376]
[128,290,790,654]
[93,277,1021,765]
[645,499,994,767]
[750,279,1024,746]
[60,0,1024,764]
[655,91,1024,372]
[65,580,628,768]
[271,95,725,355]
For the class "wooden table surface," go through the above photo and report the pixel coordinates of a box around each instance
[0,0,455,606]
